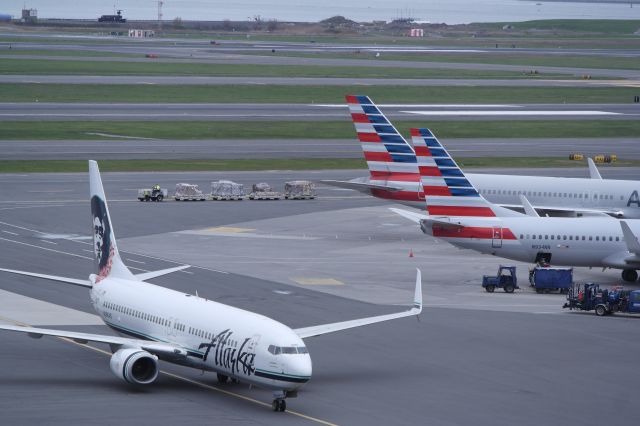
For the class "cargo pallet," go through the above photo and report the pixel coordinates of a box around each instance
[210,195,244,201]
[174,196,206,201]
[248,193,281,200]
[284,195,316,200]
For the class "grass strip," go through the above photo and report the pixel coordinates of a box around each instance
[0,84,634,104]
[0,57,569,79]
[2,120,640,140]
[1,157,638,173]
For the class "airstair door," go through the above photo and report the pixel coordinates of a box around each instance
[492,227,503,248]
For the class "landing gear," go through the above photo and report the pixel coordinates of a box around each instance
[216,373,228,383]
[621,269,638,282]
[272,398,286,412]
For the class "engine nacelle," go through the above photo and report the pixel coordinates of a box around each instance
[110,348,159,385]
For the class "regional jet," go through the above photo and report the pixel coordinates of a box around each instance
[322,95,640,218]
[392,128,640,282]
[0,160,422,412]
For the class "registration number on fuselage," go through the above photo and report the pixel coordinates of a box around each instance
[531,245,551,250]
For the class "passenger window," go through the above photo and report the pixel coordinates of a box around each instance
[532,235,536,240]
[569,236,573,240]
[596,236,599,241]
[616,237,620,241]
[563,236,567,240]
[589,236,593,241]
[582,236,585,241]
[551,235,554,240]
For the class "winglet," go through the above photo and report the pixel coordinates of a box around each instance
[588,158,602,180]
[519,195,540,217]
[413,268,423,314]
[620,221,640,254]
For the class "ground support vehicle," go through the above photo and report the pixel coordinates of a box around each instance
[482,266,518,293]
[284,181,316,200]
[210,180,244,201]
[174,183,206,201]
[137,188,167,202]
[563,283,640,316]
[529,267,573,294]
[248,183,281,200]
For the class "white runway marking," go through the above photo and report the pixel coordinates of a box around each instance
[1,230,18,236]
[85,132,157,140]
[315,104,518,108]
[125,258,146,264]
[0,289,102,326]
[402,110,622,116]
[40,240,58,245]
[0,236,92,260]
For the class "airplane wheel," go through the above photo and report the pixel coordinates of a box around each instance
[279,400,286,412]
[621,269,638,282]
[272,399,286,412]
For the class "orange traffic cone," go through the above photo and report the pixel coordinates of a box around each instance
[409,249,414,258]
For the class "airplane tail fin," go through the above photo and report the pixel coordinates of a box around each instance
[89,160,135,282]
[346,95,417,180]
[410,128,522,218]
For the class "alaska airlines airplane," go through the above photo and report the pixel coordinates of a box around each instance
[0,161,422,412]
[392,128,640,283]
[322,95,640,218]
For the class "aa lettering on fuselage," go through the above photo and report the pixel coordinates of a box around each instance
[627,191,640,207]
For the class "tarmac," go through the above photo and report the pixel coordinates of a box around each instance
[1,169,640,425]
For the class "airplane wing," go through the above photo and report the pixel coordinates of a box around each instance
[0,267,92,288]
[320,179,403,193]
[0,324,189,359]
[389,208,467,230]
[498,204,620,218]
[519,195,540,217]
[294,269,422,339]
[621,221,640,254]
[588,158,602,180]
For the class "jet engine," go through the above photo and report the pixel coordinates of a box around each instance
[110,348,159,385]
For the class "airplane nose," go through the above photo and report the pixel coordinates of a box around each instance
[289,355,312,384]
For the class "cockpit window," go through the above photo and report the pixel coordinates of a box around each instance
[268,345,308,355]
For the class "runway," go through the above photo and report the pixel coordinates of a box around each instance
[2,102,638,121]
[1,169,639,425]
[1,137,637,160]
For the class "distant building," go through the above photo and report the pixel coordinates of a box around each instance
[128,29,155,38]
[21,8,37,23]
[409,28,424,37]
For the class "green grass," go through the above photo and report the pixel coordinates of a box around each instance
[250,50,640,71]
[2,120,640,140]
[477,19,640,34]
[0,48,140,58]
[0,57,573,79]
[0,84,634,104]
[1,157,638,173]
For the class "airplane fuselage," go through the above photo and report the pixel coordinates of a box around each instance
[90,277,312,391]
[362,173,640,218]
[425,215,640,269]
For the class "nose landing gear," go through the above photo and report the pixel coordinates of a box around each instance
[272,398,286,412]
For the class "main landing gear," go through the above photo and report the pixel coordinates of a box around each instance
[216,373,229,383]
[621,269,638,282]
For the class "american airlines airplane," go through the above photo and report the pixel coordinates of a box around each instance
[0,160,422,412]
[392,128,640,283]
[323,95,640,218]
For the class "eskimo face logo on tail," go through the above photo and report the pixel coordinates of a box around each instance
[91,195,113,282]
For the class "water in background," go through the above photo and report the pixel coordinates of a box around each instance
[3,0,640,24]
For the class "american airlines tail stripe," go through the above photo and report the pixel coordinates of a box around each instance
[358,132,381,142]
[427,205,496,217]
[423,186,452,196]
[364,151,393,162]
[418,165,442,176]
[369,171,420,181]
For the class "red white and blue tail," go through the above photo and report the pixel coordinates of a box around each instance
[411,128,522,218]
[346,95,418,180]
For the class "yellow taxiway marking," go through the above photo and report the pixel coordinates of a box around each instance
[292,277,345,286]
[0,315,337,426]
[204,226,255,234]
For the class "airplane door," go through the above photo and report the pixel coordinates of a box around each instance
[492,227,503,248]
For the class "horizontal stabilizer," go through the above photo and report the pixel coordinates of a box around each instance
[295,269,422,339]
[620,221,640,254]
[389,207,427,224]
[135,265,191,281]
[320,180,403,193]
[0,267,92,288]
